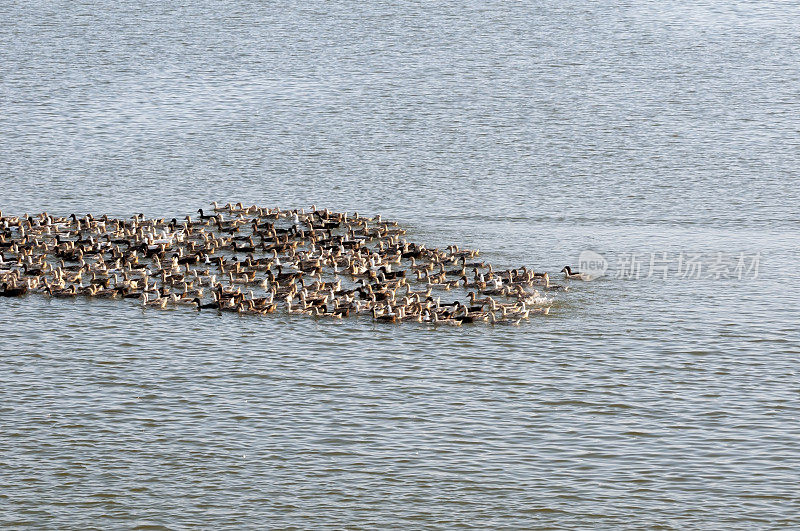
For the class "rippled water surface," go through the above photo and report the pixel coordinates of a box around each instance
[2,0,800,527]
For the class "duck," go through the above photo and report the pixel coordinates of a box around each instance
[541,273,568,292]
[191,297,220,311]
[561,266,585,280]
[1,282,28,297]
[432,310,462,326]
[197,208,215,220]
[372,306,397,323]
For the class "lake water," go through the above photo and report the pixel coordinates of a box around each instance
[2,0,799,527]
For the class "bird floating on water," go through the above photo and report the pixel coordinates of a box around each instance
[0,203,572,325]
[561,265,588,280]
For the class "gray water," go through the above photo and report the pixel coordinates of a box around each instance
[2,0,800,528]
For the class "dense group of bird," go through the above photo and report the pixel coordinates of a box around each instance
[0,203,577,325]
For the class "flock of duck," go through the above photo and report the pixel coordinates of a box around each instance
[0,203,578,325]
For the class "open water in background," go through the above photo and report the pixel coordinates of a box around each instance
[2,1,799,527]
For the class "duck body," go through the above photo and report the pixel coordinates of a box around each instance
[0,282,28,297]
[561,266,585,280]
[192,297,220,311]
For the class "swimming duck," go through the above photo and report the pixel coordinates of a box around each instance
[561,266,585,280]
[1,282,28,297]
